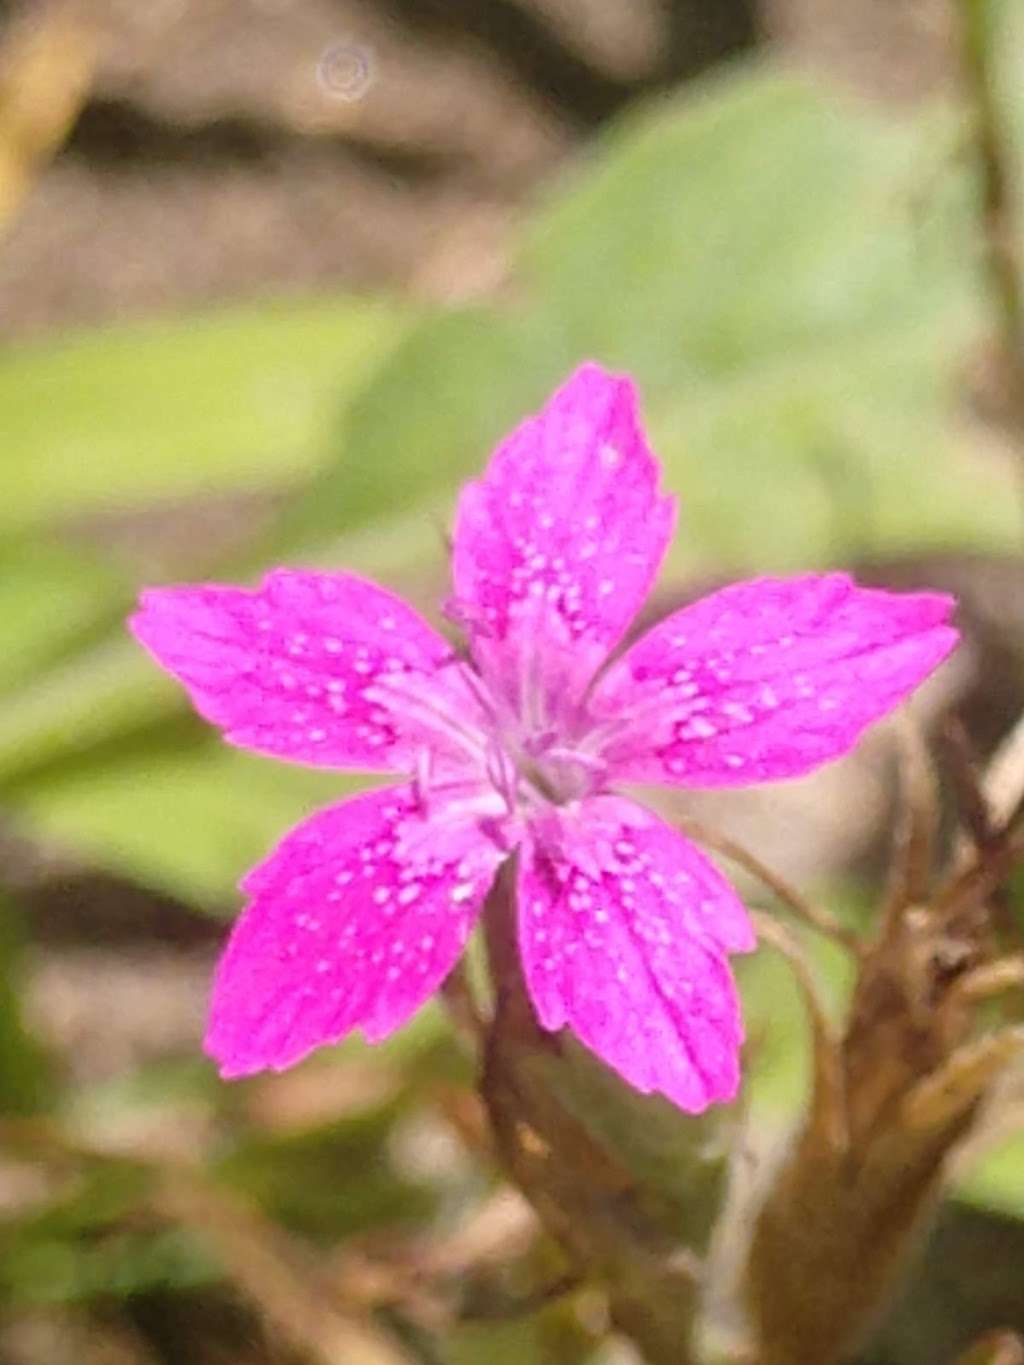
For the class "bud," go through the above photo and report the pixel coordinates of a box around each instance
[743,718,1024,1365]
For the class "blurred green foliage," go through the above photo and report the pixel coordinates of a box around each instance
[1,296,406,532]
[0,897,52,1115]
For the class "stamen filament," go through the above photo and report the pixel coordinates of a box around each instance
[365,674,490,762]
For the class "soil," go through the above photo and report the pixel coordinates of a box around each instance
[0,0,952,337]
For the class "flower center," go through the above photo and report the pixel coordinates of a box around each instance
[474,719,607,817]
[388,653,607,822]
[514,730,607,806]
[457,658,608,812]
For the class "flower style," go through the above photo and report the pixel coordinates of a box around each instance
[130,363,958,1113]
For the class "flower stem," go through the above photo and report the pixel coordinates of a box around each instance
[957,0,1024,529]
[678,817,863,953]
[478,864,703,1365]
[959,0,1024,371]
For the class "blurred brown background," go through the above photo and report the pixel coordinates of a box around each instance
[0,0,956,338]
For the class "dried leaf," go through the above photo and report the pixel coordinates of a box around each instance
[0,5,97,229]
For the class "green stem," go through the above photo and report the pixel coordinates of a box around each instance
[959,0,1024,549]
[960,0,1024,365]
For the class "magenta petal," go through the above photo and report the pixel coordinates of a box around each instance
[451,363,675,717]
[518,796,747,1113]
[591,573,958,787]
[130,569,483,772]
[206,785,502,1076]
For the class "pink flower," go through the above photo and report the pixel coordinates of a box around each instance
[129,363,957,1112]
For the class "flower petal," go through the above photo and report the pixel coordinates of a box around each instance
[590,573,958,786]
[518,796,749,1113]
[206,784,503,1076]
[451,363,675,721]
[130,569,485,772]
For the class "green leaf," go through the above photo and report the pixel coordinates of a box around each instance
[0,295,412,784]
[0,1228,218,1306]
[0,638,192,788]
[273,306,574,551]
[1,295,408,532]
[0,896,54,1113]
[648,325,1019,575]
[0,537,126,696]
[11,734,364,907]
[517,67,1011,568]
[0,1159,217,1307]
[448,1319,553,1365]
[523,70,975,379]
[956,1130,1024,1220]
[216,1108,435,1241]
